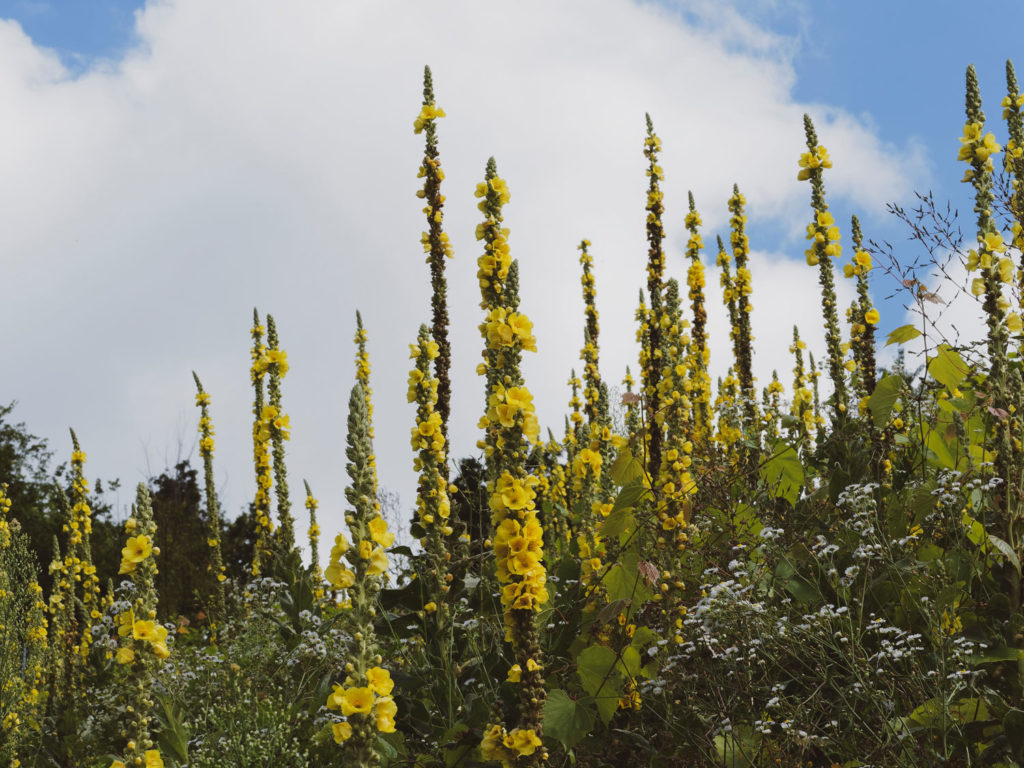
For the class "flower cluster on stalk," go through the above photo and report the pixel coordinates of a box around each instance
[474,158,548,766]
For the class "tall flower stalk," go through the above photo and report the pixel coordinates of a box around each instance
[728,185,757,436]
[325,381,396,765]
[642,115,667,484]
[790,327,815,442]
[303,480,323,588]
[415,65,454,455]
[408,324,454,615]
[67,431,100,674]
[113,484,168,768]
[844,216,879,399]
[684,192,711,445]
[192,373,226,629]
[249,310,274,576]
[474,159,547,766]
[265,315,295,556]
[798,115,848,423]
[655,279,695,549]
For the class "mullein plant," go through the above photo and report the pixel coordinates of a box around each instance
[577,240,603,425]
[641,116,667,483]
[408,325,454,617]
[1,485,48,766]
[713,371,742,452]
[192,373,227,631]
[414,65,454,456]
[537,435,569,556]
[959,65,1024,574]
[789,327,816,443]
[566,370,585,448]
[264,315,296,555]
[1002,61,1024,311]
[46,526,73,711]
[683,192,711,447]
[844,216,879,401]
[354,311,378,491]
[574,240,617,547]
[798,115,849,423]
[473,159,547,766]
[249,310,275,575]
[111,484,168,768]
[763,371,784,443]
[728,186,758,437]
[66,432,100,675]
[325,380,396,764]
[809,351,824,433]
[959,73,1013,418]
[303,481,323,589]
[633,291,650,460]
[654,279,695,550]
[716,236,740,353]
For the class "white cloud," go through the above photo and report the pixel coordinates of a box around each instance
[0,0,924,563]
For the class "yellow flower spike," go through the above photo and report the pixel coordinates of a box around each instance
[799,117,850,420]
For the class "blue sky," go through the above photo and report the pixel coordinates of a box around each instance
[2,0,1022,535]
[1,0,142,69]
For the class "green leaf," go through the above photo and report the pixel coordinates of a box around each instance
[988,534,1021,574]
[868,374,903,428]
[599,508,634,539]
[630,625,659,651]
[928,343,968,392]
[618,645,642,679]
[886,324,921,346]
[758,442,803,506]
[576,645,622,725]
[961,510,986,547]
[154,693,190,765]
[924,428,958,470]
[601,549,653,612]
[968,646,1024,665]
[610,478,648,515]
[610,448,644,486]
[543,689,596,748]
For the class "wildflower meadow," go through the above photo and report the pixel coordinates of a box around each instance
[8,60,1024,767]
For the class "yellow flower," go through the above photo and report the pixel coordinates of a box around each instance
[332,721,352,743]
[413,103,446,134]
[121,535,152,564]
[366,666,394,696]
[506,664,522,682]
[331,533,350,559]
[115,647,135,665]
[424,601,437,613]
[864,308,880,325]
[366,547,389,576]
[325,564,355,589]
[339,686,374,716]
[144,750,164,768]
[375,695,398,732]
[368,516,395,547]
[132,620,168,644]
[506,728,542,756]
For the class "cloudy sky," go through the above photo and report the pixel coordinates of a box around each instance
[2,0,1022,559]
